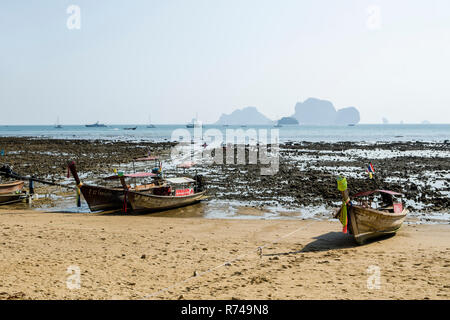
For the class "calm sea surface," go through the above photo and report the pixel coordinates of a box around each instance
[0,124,449,143]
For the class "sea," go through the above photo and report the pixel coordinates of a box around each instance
[0,124,449,143]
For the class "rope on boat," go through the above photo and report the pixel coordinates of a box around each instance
[142,220,316,299]
[0,165,75,190]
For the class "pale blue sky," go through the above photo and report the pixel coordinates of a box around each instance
[1,0,449,124]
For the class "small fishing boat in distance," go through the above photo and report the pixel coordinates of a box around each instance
[55,116,63,129]
[147,115,156,128]
[85,121,107,128]
[186,113,202,128]
[335,177,408,244]
[124,126,137,130]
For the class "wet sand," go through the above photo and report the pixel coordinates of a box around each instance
[0,208,448,300]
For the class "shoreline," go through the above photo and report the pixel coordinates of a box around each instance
[0,208,448,300]
[0,137,449,221]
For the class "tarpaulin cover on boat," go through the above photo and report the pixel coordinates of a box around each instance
[165,177,196,184]
[352,189,403,197]
[177,161,196,168]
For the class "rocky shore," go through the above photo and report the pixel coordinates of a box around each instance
[0,137,449,213]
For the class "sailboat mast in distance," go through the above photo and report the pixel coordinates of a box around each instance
[55,116,62,129]
[147,115,156,128]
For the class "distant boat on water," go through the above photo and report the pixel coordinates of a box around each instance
[186,114,202,128]
[55,117,62,129]
[147,116,156,128]
[85,121,107,128]
[124,126,137,131]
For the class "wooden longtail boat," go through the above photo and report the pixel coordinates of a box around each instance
[0,192,27,205]
[0,180,24,194]
[67,161,157,212]
[336,177,408,244]
[127,176,207,213]
[68,161,126,211]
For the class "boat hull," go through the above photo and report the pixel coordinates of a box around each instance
[0,181,24,195]
[0,192,27,205]
[128,190,206,213]
[349,206,407,244]
[80,184,127,212]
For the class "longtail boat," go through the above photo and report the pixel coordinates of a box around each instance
[127,176,206,213]
[67,161,157,212]
[335,177,408,244]
[0,192,27,205]
[0,180,24,194]
[0,181,27,205]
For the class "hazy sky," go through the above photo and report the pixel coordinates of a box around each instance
[1,0,449,124]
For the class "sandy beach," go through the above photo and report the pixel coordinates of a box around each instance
[0,208,448,300]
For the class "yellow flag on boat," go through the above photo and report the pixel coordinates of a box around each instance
[337,176,347,191]
[336,176,348,233]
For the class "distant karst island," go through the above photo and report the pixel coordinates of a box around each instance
[215,106,273,125]
[277,117,299,125]
[292,98,360,125]
[214,98,360,126]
